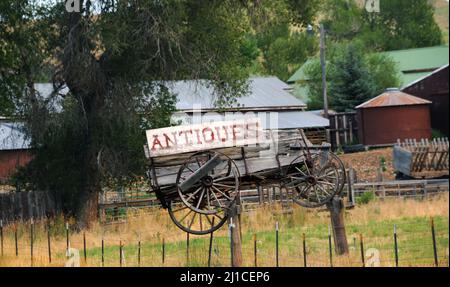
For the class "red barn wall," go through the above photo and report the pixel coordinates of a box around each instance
[0,150,33,182]
[357,105,431,145]
[403,66,449,136]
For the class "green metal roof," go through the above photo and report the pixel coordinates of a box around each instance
[287,45,449,87]
[287,59,317,83]
[382,45,449,87]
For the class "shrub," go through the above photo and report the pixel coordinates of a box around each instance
[356,191,376,205]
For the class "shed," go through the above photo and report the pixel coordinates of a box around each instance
[356,88,432,145]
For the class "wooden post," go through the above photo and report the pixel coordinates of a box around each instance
[320,23,328,118]
[326,196,349,255]
[228,201,243,267]
[138,240,141,267]
[186,232,190,266]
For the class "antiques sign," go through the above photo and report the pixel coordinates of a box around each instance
[146,118,263,157]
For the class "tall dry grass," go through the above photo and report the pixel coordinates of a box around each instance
[0,194,448,267]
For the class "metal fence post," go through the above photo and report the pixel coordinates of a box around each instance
[431,218,439,267]
[101,237,104,267]
[14,226,18,256]
[360,234,365,267]
[30,218,34,266]
[162,238,165,265]
[83,231,87,263]
[328,225,333,267]
[254,234,257,267]
[47,223,52,264]
[0,220,3,257]
[394,224,399,267]
[208,224,214,267]
[275,222,279,267]
[65,222,69,258]
[302,233,307,267]
[138,240,141,267]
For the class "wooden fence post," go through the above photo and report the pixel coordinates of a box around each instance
[327,196,349,255]
[186,233,190,266]
[101,237,105,267]
[14,225,18,256]
[228,202,243,267]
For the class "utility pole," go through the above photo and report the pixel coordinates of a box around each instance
[320,24,329,118]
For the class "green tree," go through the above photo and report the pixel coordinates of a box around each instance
[304,41,400,111]
[361,0,443,50]
[329,42,378,111]
[5,0,255,226]
[321,0,443,51]
[242,0,321,80]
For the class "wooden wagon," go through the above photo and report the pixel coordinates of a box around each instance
[144,118,346,235]
[394,138,449,179]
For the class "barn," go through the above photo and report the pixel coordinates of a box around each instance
[356,88,432,145]
[402,64,449,136]
[0,121,32,183]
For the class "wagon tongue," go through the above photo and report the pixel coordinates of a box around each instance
[179,154,222,192]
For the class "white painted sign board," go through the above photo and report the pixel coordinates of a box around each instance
[146,118,263,157]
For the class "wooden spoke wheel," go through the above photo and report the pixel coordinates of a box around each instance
[284,151,345,208]
[167,200,228,235]
[176,151,240,215]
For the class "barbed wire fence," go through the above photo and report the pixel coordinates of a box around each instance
[0,215,448,267]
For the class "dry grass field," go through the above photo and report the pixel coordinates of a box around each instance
[0,193,448,267]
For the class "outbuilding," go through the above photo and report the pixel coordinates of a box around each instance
[356,88,432,145]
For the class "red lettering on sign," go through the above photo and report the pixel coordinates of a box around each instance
[194,129,203,145]
[215,126,229,143]
[232,124,244,140]
[202,127,215,143]
[163,132,177,148]
[151,135,164,151]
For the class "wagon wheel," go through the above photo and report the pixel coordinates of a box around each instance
[176,150,240,215]
[284,151,345,208]
[167,200,228,235]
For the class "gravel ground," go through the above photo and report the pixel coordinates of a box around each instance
[338,147,396,182]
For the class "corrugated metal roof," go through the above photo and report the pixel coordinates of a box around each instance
[167,77,306,111]
[356,88,432,109]
[287,59,317,83]
[173,110,329,129]
[0,122,30,151]
[33,77,306,112]
[287,46,449,87]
